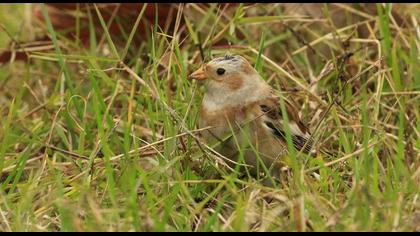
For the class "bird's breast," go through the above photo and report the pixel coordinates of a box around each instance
[199,105,247,127]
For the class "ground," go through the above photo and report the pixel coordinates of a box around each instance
[0,3,419,232]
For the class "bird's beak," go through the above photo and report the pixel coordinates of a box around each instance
[189,66,207,80]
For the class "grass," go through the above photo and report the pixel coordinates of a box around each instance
[0,3,419,232]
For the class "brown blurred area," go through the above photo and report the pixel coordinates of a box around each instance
[0,3,407,65]
[33,3,176,44]
[0,3,183,64]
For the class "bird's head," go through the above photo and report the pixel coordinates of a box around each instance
[189,54,260,92]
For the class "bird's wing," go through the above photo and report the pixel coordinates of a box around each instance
[257,95,313,154]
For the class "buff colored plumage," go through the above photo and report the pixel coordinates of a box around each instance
[189,54,313,184]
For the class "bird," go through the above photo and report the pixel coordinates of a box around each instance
[189,54,314,185]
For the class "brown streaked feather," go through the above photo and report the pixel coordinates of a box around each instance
[257,95,313,153]
[284,99,309,134]
[258,95,308,133]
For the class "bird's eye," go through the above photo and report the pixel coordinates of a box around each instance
[216,68,225,75]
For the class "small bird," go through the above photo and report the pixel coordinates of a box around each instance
[189,54,313,184]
